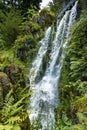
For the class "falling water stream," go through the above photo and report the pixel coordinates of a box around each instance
[29,1,78,130]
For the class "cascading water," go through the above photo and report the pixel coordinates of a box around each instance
[29,27,52,87]
[29,1,78,130]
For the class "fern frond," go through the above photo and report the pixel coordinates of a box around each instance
[0,124,13,130]
[0,124,21,130]
[10,105,23,116]
[5,116,21,124]
[0,86,30,129]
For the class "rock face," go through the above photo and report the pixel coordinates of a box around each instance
[0,72,13,107]
[0,64,26,108]
[33,9,56,28]
[4,64,25,87]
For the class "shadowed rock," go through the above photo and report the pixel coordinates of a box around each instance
[0,72,13,107]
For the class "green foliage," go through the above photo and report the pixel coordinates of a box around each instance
[0,1,55,130]
[73,112,87,130]
[21,21,41,36]
[0,124,21,130]
[80,9,87,18]
[39,8,56,27]
[72,94,87,113]
[29,22,41,34]
[20,7,43,41]
[0,0,6,10]
[15,35,36,48]
[0,9,6,22]
[58,8,87,129]
[0,86,30,130]
[27,6,38,21]
[74,80,87,95]
[77,113,87,128]
[56,113,74,130]
[0,34,5,49]
[0,9,22,45]
[14,34,37,62]
[31,117,42,130]
[65,10,87,80]
[0,48,25,71]
[49,0,64,15]
[40,8,55,18]
[79,0,87,10]
[60,80,87,105]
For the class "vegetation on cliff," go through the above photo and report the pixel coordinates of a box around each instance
[0,0,87,130]
[0,0,55,129]
[57,3,87,130]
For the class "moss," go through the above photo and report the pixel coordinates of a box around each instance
[38,8,56,28]
[72,95,87,113]
[0,48,25,71]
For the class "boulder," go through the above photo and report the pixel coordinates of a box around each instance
[0,72,13,107]
[4,64,25,87]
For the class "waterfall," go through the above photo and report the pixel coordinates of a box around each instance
[29,1,78,130]
[29,27,52,87]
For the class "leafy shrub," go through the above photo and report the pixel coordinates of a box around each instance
[0,89,30,130]
[49,0,64,15]
[0,9,22,45]
[72,94,87,113]
[39,8,55,27]
[58,9,87,128]
[66,14,87,80]
[0,34,5,49]
[14,34,37,62]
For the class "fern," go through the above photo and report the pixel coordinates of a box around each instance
[0,124,21,130]
[0,124,13,130]
[73,113,87,130]
[0,87,30,130]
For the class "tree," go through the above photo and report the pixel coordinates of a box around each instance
[0,9,22,45]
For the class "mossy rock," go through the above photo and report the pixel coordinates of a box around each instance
[38,8,56,28]
[0,72,13,92]
[0,72,13,107]
[4,64,25,87]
